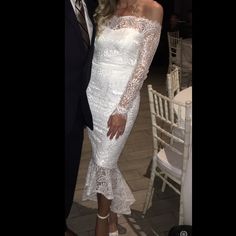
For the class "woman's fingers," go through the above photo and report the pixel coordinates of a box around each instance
[107,126,118,139]
[115,129,124,139]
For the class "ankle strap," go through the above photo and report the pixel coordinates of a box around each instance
[97,213,110,220]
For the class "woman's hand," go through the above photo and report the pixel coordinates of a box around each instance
[107,114,127,140]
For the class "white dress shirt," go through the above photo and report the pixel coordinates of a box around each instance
[70,0,93,43]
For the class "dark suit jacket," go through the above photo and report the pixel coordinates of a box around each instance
[65,0,97,135]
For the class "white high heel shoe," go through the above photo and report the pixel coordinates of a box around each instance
[109,231,119,236]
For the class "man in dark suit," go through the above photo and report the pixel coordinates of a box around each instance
[65,0,97,235]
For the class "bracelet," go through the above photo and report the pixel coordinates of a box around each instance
[97,213,110,220]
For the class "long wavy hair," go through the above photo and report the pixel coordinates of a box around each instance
[94,0,118,34]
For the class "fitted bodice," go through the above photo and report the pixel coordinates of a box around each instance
[93,27,142,68]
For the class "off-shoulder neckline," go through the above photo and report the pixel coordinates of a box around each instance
[112,15,162,27]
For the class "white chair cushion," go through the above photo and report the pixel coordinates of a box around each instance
[155,146,183,180]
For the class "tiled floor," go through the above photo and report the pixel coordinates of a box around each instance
[67,65,180,236]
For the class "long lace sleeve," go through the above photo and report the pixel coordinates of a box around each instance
[112,21,162,116]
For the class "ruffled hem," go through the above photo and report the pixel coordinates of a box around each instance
[82,159,135,215]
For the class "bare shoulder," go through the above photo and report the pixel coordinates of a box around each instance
[142,0,163,24]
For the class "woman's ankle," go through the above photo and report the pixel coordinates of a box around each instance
[108,211,118,233]
[109,223,118,233]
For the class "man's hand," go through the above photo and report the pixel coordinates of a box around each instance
[107,113,127,140]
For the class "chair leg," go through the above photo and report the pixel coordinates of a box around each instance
[142,156,158,216]
[178,193,184,225]
[161,174,168,192]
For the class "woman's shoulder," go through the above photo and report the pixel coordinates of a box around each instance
[141,0,163,23]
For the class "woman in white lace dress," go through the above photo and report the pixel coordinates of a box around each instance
[82,0,163,235]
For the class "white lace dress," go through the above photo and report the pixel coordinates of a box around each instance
[82,15,162,215]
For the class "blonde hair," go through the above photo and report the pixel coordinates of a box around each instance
[94,0,118,34]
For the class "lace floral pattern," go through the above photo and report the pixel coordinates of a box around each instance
[84,15,162,215]
[82,160,135,215]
